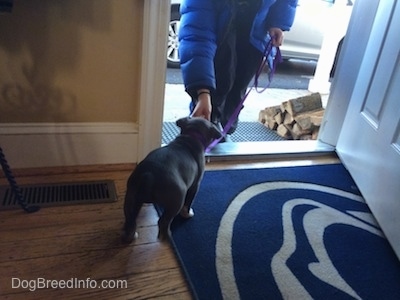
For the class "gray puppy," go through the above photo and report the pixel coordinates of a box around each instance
[122,117,222,243]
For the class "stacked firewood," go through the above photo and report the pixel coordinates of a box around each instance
[258,93,324,140]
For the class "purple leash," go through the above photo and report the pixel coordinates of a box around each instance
[206,39,282,152]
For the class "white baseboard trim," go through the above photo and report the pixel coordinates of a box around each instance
[0,122,139,169]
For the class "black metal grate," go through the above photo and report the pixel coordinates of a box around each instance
[162,121,285,144]
[0,180,117,210]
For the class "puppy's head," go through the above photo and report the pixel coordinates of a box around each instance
[176,117,222,147]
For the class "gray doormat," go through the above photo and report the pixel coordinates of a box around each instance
[162,121,285,144]
[0,180,117,210]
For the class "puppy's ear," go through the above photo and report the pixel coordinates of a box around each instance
[176,117,190,129]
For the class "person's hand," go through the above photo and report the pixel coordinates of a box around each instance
[269,27,284,47]
[191,90,212,120]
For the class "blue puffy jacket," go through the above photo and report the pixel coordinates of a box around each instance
[179,0,298,94]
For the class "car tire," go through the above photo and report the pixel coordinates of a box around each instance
[167,10,181,68]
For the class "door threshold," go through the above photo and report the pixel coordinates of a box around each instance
[206,140,335,162]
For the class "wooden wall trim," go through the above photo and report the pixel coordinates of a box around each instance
[0,122,139,169]
[0,163,136,178]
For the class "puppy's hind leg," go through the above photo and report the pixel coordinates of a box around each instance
[180,183,199,219]
[121,190,143,244]
[157,200,183,242]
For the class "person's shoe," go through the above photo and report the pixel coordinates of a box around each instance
[223,134,232,143]
[213,122,233,143]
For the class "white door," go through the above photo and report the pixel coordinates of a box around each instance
[336,0,400,258]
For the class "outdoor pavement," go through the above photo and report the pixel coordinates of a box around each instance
[163,83,329,123]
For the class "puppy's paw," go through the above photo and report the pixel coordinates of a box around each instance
[121,231,139,244]
[180,207,194,218]
[157,230,171,242]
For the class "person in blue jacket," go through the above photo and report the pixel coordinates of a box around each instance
[179,0,298,135]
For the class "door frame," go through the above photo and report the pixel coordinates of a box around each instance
[319,0,379,146]
[138,0,364,158]
[137,0,170,161]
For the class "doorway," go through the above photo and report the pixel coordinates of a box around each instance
[161,0,353,157]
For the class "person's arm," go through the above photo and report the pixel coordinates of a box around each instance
[190,89,212,120]
[179,0,219,120]
[266,0,298,32]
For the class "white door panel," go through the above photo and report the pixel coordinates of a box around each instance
[337,0,400,258]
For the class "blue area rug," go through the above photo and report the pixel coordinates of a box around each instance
[168,164,400,300]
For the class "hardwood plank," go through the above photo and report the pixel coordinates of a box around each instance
[0,242,179,283]
[0,202,156,233]
[0,164,192,299]
[0,225,161,262]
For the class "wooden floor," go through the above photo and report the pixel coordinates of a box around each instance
[0,154,339,299]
